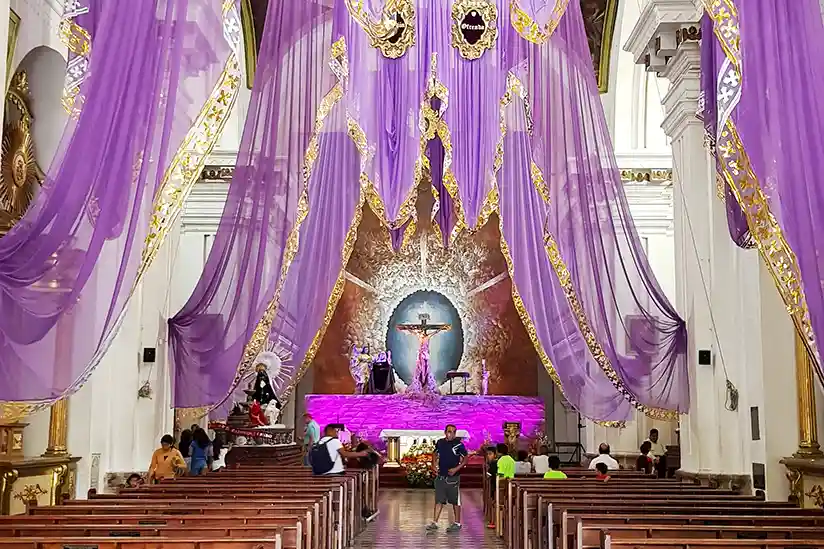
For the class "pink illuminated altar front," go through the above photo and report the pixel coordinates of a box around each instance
[304,394,544,451]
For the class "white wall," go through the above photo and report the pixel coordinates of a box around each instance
[15,45,67,169]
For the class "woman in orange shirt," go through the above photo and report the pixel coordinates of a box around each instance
[148,434,187,483]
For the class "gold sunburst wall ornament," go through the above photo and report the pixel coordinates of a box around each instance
[0,70,44,235]
[451,0,499,60]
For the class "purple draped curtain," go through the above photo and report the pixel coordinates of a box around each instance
[707,0,824,379]
[497,1,688,421]
[168,1,363,410]
[171,0,688,422]
[0,1,235,406]
[699,14,753,249]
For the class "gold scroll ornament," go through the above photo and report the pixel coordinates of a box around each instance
[345,0,416,59]
[451,0,499,60]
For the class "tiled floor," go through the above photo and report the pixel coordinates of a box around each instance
[352,488,505,548]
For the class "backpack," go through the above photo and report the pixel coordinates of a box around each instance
[310,438,335,475]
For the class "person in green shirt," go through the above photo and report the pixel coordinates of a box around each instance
[496,443,516,479]
[543,455,568,479]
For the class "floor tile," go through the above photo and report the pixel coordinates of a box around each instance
[352,488,504,548]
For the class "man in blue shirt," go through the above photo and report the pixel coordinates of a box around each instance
[302,412,320,466]
[426,424,468,533]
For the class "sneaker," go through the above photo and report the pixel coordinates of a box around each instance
[425,522,439,531]
[446,522,462,532]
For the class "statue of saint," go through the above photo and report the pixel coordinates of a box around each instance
[246,361,281,426]
[349,345,372,394]
[396,313,450,395]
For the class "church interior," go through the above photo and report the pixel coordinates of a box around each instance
[2,0,824,547]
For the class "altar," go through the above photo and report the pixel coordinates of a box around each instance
[304,394,545,453]
[379,429,471,462]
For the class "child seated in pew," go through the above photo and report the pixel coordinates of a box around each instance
[594,462,611,482]
[515,450,532,475]
[496,443,516,479]
[125,473,144,489]
[543,455,567,479]
[148,434,187,483]
[635,441,654,475]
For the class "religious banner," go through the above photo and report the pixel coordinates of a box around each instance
[451,0,499,60]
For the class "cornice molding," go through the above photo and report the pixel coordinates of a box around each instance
[623,0,701,68]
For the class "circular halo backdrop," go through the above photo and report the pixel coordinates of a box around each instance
[385,290,465,386]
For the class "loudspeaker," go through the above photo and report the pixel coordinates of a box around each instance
[697,349,712,366]
[143,347,156,363]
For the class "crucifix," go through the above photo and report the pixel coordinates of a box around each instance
[396,312,451,395]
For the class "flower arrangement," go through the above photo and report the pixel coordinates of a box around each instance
[400,440,436,487]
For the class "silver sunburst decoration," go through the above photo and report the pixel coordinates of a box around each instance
[245,337,296,397]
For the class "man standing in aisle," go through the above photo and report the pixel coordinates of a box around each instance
[303,412,320,466]
[427,424,468,533]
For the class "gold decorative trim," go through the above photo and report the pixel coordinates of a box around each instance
[704,0,820,374]
[240,0,257,89]
[510,0,570,45]
[451,0,499,61]
[620,169,672,184]
[205,37,350,413]
[596,0,619,94]
[6,9,20,88]
[59,1,92,116]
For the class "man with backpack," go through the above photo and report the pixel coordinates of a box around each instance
[311,424,374,475]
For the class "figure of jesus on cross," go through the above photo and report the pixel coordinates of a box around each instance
[396,312,451,395]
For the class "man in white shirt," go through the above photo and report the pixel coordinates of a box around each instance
[532,446,550,475]
[645,428,667,478]
[316,425,372,475]
[588,443,619,470]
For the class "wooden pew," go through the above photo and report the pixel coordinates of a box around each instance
[0,523,304,548]
[505,478,748,549]
[600,537,824,549]
[573,512,824,549]
[0,537,287,549]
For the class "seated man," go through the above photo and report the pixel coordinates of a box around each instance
[588,442,619,470]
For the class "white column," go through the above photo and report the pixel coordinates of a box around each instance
[625,0,797,494]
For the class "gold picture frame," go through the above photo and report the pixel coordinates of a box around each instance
[451,0,498,60]
[6,9,20,88]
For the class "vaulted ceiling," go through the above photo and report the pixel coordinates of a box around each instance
[241,0,618,93]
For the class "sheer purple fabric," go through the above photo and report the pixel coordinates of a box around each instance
[699,13,752,249]
[0,1,233,405]
[170,2,369,411]
[498,1,687,420]
[731,0,824,378]
[172,0,687,421]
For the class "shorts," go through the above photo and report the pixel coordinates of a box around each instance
[434,475,461,505]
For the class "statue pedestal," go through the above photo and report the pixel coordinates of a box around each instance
[0,455,81,514]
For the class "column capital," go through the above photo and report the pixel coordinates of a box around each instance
[623,0,702,72]
[660,42,702,139]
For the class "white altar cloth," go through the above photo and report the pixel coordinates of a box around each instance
[379,429,470,439]
[379,429,471,458]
